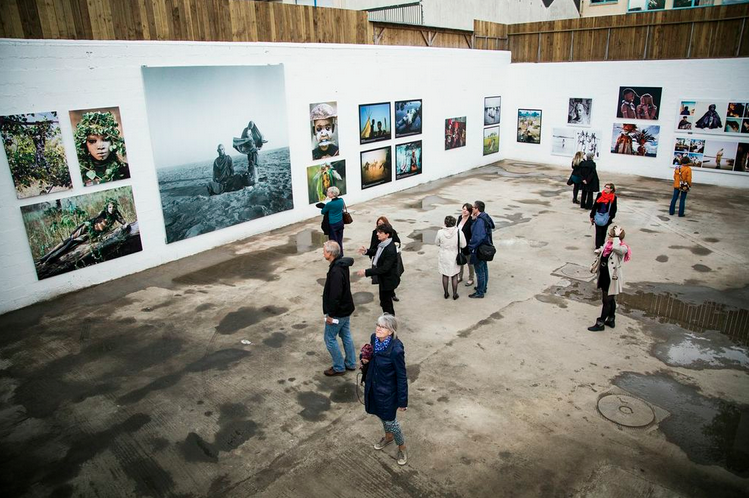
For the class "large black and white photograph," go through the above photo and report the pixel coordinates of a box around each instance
[142,65,293,244]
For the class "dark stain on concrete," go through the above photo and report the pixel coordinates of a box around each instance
[141,300,173,312]
[195,303,216,312]
[408,364,420,384]
[180,404,258,464]
[614,372,749,476]
[305,351,316,356]
[495,212,532,229]
[565,246,579,251]
[437,396,449,403]
[657,215,670,221]
[641,228,659,233]
[353,291,374,305]
[263,332,287,348]
[668,245,712,256]
[216,306,288,335]
[535,294,568,309]
[329,382,357,403]
[317,277,326,286]
[409,195,454,211]
[120,455,177,497]
[297,391,331,421]
[516,199,550,206]
[291,323,308,330]
[119,317,137,324]
[693,264,712,272]
[704,237,720,243]
[404,228,440,252]
[656,255,669,262]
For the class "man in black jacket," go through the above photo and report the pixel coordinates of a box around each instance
[322,240,356,377]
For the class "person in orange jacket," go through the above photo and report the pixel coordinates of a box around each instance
[670,156,693,217]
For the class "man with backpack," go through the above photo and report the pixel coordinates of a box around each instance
[468,201,496,299]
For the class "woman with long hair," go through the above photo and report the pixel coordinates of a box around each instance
[457,203,474,287]
[588,225,632,332]
[568,151,584,204]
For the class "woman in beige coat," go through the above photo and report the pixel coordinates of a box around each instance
[588,225,632,331]
[435,215,467,300]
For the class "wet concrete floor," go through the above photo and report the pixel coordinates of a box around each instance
[1,161,748,497]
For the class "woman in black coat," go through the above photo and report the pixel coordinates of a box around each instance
[361,313,408,466]
[357,223,400,315]
[359,216,402,301]
[589,182,618,249]
[457,203,474,286]
[579,153,600,210]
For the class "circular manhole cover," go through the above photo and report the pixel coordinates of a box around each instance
[597,394,655,427]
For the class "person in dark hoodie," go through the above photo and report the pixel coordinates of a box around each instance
[467,200,495,299]
[322,240,356,377]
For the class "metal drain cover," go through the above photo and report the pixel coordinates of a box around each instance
[552,262,596,282]
[597,394,655,427]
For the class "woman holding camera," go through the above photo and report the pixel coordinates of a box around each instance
[588,225,632,332]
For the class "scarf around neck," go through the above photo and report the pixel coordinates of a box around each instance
[374,335,392,353]
[597,191,615,204]
[603,239,632,262]
[372,237,393,267]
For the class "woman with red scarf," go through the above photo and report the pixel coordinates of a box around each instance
[589,183,618,249]
[588,226,632,331]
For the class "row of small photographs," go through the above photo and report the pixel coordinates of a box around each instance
[677,100,749,134]
[673,137,749,172]
[359,100,422,146]
[1,108,131,200]
[306,140,423,203]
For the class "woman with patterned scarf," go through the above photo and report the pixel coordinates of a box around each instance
[589,182,618,249]
[588,225,632,332]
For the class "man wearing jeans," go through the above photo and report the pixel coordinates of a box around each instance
[321,240,356,376]
[468,201,495,299]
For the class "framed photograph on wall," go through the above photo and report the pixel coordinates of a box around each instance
[20,185,142,281]
[517,109,542,144]
[69,106,131,186]
[360,146,392,189]
[616,86,662,120]
[567,98,592,126]
[445,117,467,150]
[483,126,499,155]
[611,122,660,157]
[394,99,422,138]
[395,140,422,180]
[0,111,72,199]
[306,160,346,204]
[309,101,339,160]
[359,102,391,145]
[484,96,501,126]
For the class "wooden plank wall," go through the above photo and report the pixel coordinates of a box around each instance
[371,22,472,48]
[0,0,372,44]
[496,3,749,62]
[473,19,508,51]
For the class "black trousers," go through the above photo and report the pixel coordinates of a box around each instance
[379,287,395,315]
[600,290,616,321]
[572,183,580,201]
[594,223,610,249]
[581,190,594,209]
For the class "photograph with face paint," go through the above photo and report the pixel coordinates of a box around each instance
[616,86,662,120]
[69,107,130,186]
[20,185,142,280]
[310,101,339,160]
[0,111,72,199]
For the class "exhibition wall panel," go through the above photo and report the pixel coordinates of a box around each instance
[502,58,749,188]
[0,40,510,313]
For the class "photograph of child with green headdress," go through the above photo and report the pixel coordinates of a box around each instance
[69,107,130,186]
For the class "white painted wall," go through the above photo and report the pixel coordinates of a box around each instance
[502,58,749,188]
[0,40,510,314]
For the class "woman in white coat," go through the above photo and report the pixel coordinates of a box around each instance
[588,225,632,331]
[435,215,467,300]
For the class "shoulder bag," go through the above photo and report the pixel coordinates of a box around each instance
[476,218,496,262]
[456,230,468,265]
[593,199,612,227]
[342,198,353,224]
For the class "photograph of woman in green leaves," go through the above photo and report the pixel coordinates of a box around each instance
[70,107,131,186]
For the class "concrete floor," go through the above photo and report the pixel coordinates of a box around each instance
[1,161,748,498]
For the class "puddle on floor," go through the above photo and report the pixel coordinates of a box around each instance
[495,213,532,229]
[295,229,328,253]
[409,195,455,211]
[653,332,749,370]
[614,372,749,477]
[404,228,440,252]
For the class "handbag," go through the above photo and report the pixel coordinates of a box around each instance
[342,199,353,224]
[593,199,612,227]
[475,217,496,261]
[456,231,467,265]
[679,181,690,192]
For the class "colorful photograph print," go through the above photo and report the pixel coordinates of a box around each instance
[395,100,422,138]
[395,140,422,180]
[445,117,467,150]
[142,65,293,244]
[310,101,339,160]
[0,112,72,199]
[20,185,141,281]
[359,102,391,145]
[610,123,660,157]
[702,140,738,170]
[725,118,742,134]
[726,102,745,118]
[567,98,592,126]
[517,109,542,144]
[360,146,392,189]
[735,143,749,172]
[69,107,130,187]
[484,96,501,126]
[681,101,727,133]
[483,126,499,155]
[616,86,662,120]
[306,160,346,204]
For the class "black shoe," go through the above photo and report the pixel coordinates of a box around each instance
[453,294,459,300]
[587,321,605,332]
[345,366,357,371]
[604,317,615,328]
[468,293,484,299]
[573,199,579,204]
[444,291,450,299]
[392,295,400,302]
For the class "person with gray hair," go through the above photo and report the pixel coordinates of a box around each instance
[316,185,346,255]
[321,240,356,376]
[361,314,409,465]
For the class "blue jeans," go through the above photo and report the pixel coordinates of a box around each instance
[329,220,345,255]
[474,260,488,296]
[669,188,687,217]
[324,316,355,372]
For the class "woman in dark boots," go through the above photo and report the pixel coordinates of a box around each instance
[588,225,632,332]
[579,152,599,210]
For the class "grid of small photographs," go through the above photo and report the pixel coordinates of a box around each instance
[673,137,749,173]
[483,96,500,155]
[0,106,141,280]
[676,100,749,135]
